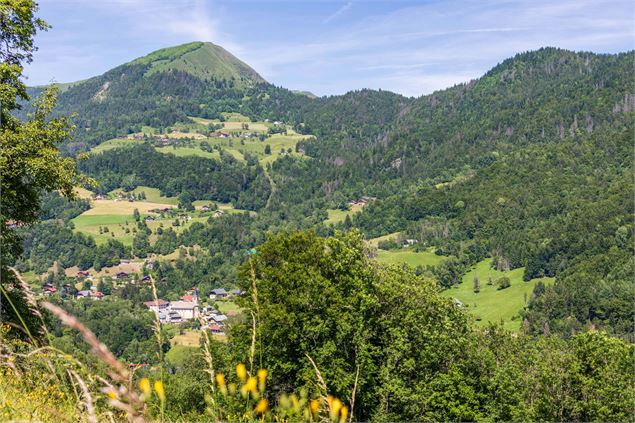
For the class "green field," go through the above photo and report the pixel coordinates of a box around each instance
[91,137,140,154]
[375,247,447,268]
[72,198,208,246]
[149,132,309,165]
[216,300,242,315]
[441,258,554,331]
[156,145,219,159]
[109,186,179,205]
[324,204,364,225]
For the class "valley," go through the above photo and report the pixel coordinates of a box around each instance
[3,10,633,419]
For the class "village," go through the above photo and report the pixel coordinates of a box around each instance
[41,266,242,337]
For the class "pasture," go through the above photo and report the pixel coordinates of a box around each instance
[375,247,447,268]
[441,258,554,331]
[91,138,140,154]
[324,203,364,225]
[72,198,206,246]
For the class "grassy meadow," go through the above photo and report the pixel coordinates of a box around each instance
[375,247,447,268]
[72,198,209,246]
[442,258,554,331]
[324,204,365,225]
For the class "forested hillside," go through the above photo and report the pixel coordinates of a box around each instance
[5,22,634,422]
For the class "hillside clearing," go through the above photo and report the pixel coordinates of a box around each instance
[375,247,447,268]
[441,258,555,331]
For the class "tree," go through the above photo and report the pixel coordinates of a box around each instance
[264,144,271,154]
[473,274,480,293]
[231,230,471,422]
[0,0,83,338]
[133,208,140,222]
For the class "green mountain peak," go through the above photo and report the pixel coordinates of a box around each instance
[129,41,266,85]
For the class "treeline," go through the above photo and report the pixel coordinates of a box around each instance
[78,144,271,210]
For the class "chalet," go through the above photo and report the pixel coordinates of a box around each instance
[215,131,230,138]
[178,214,190,220]
[210,288,228,299]
[213,210,225,218]
[92,291,105,300]
[95,194,105,200]
[140,275,151,282]
[200,205,211,211]
[230,289,244,297]
[116,272,129,279]
[43,285,57,295]
[77,270,91,278]
[211,314,228,323]
[143,299,170,312]
[209,324,224,335]
[144,215,155,221]
[405,239,418,246]
[76,290,92,299]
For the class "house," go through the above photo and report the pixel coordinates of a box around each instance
[209,288,228,299]
[201,205,211,211]
[140,275,151,282]
[230,289,244,297]
[169,301,199,320]
[144,215,155,221]
[92,291,105,300]
[95,194,105,200]
[76,290,92,299]
[209,324,224,335]
[116,272,129,279]
[43,285,57,295]
[180,294,198,304]
[211,313,228,323]
[77,270,91,278]
[213,210,225,218]
[143,299,170,312]
[405,239,418,246]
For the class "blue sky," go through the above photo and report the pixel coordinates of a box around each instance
[25,0,634,97]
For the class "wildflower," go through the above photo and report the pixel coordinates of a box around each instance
[255,398,269,415]
[139,378,151,397]
[329,398,342,422]
[257,368,268,383]
[243,376,258,396]
[310,399,320,416]
[236,363,247,380]
[340,405,349,423]
[107,389,118,400]
[154,380,165,402]
[216,373,227,395]
[228,383,237,395]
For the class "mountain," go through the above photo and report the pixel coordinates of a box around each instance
[24,42,272,151]
[127,41,266,84]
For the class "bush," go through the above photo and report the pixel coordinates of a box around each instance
[496,276,511,290]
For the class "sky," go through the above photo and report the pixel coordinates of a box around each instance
[24,0,634,97]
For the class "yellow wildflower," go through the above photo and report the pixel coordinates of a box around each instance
[236,363,247,380]
[139,378,151,397]
[107,389,118,400]
[255,398,269,415]
[216,373,226,387]
[310,399,320,416]
[257,368,268,383]
[340,405,349,422]
[244,376,258,393]
[154,380,165,402]
[329,398,342,421]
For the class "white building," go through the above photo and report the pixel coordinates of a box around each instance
[168,301,199,320]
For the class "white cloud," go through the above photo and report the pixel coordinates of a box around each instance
[324,1,353,23]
